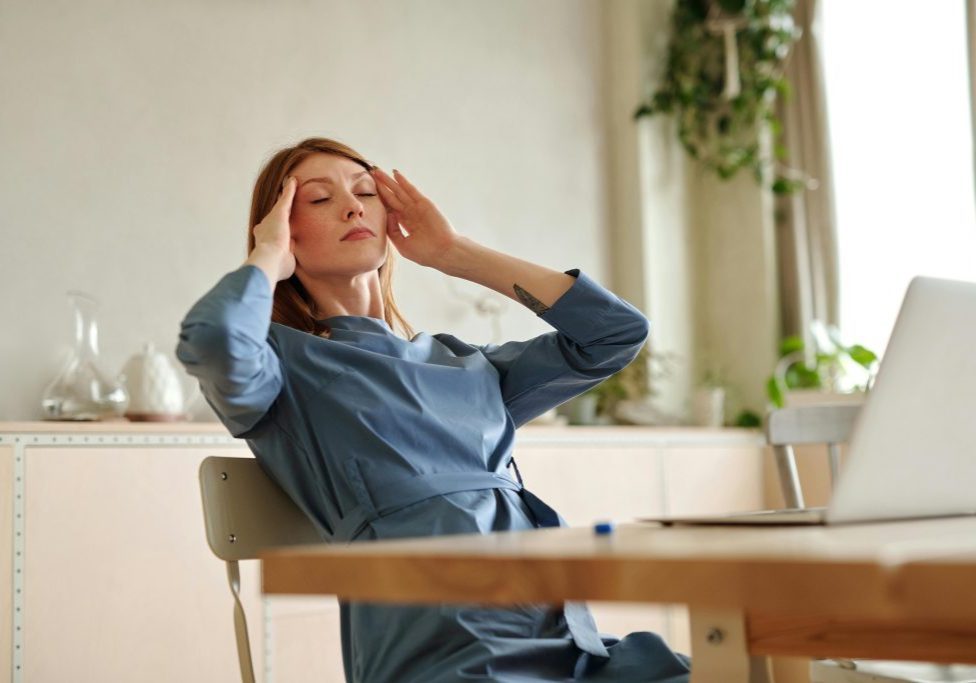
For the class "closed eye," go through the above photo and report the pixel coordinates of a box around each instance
[311,193,376,204]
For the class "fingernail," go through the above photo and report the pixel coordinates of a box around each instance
[393,169,399,175]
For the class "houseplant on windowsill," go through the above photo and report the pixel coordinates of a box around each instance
[766,321,879,409]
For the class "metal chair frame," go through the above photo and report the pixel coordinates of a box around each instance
[199,456,322,683]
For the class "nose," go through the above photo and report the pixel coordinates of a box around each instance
[342,193,365,220]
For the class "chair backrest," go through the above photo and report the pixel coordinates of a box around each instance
[199,456,322,560]
[764,403,863,510]
[198,456,323,683]
[765,403,862,447]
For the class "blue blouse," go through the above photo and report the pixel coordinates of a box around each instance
[177,264,690,683]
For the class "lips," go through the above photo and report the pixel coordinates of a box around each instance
[341,226,375,241]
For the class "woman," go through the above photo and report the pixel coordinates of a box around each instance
[176,137,691,683]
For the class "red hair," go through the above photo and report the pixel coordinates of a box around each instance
[247,137,414,339]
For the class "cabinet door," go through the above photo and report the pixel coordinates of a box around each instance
[661,443,766,655]
[662,445,765,516]
[511,445,664,526]
[511,445,672,651]
[1,445,13,677]
[267,596,345,683]
[23,445,262,683]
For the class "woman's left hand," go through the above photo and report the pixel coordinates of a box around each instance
[370,167,461,269]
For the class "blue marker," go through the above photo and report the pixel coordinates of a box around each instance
[593,521,614,535]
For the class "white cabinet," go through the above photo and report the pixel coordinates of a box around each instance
[1,422,764,683]
[1,423,261,683]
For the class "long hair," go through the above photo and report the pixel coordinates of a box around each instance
[247,137,414,340]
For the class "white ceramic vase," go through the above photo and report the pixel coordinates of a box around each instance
[118,342,198,421]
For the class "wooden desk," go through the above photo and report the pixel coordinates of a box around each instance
[262,518,976,682]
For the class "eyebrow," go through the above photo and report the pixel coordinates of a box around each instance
[299,171,370,187]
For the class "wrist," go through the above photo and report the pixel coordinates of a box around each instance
[245,243,289,288]
[434,236,484,277]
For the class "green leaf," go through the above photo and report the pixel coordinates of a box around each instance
[766,376,785,409]
[687,0,711,21]
[779,335,804,357]
[735,409,762,428]
[718,0,746,13]
[847,344,878,368]
[786,364,820,389]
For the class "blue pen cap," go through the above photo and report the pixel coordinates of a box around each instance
[593,521,614,535]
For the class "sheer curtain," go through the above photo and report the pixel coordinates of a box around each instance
[821,1,975,356]
[774,0,839,355]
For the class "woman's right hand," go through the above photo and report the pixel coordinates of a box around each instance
[248,175,298,283]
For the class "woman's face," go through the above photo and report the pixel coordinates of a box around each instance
[288,153,387,278]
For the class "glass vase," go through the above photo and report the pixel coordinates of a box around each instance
[41,290,128,420]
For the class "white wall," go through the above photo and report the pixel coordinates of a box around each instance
[0,0,613,421]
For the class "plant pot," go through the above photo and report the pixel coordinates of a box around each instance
[783,389,866,408]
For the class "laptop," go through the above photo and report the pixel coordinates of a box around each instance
[641,275,976,527]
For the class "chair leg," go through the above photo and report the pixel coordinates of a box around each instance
[774,445,806,509]
[827,444,842,491]
[227,560,257,683]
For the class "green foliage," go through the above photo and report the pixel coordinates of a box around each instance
[583,345,650,416]
[734,409,762,427]
[634,0,804,192]
[766,332,879,409]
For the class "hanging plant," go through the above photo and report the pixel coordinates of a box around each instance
[634,0,806,194]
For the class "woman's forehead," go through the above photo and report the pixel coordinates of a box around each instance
[293,153,364,179]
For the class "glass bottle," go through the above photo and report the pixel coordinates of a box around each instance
[41,290,128,420]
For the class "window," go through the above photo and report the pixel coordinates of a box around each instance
[821,0,976,356]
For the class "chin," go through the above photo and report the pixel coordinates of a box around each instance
[297,251,388,279]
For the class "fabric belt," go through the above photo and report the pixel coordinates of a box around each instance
[333,466,610,659]
[334,469,523,542]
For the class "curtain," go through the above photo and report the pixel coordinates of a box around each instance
[967,0,976,192]
[774,0,840,353]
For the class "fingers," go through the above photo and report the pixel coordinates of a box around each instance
[390,169,424,202]
[385,210,404,243]
[373,172,407,212]
[371,167,422,208]
[276,176,298,216]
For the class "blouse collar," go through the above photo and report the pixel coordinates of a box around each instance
[316,315,392,333]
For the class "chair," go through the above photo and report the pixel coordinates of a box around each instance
[199,456,323,683]
[765,404,976,683]
[766,402,862,509]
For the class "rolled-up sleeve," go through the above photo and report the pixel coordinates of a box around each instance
[175,265,283,436]
[477,268,650,428]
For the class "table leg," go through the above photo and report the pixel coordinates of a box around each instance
[689,608,773,683]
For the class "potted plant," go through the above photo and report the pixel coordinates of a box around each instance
[564,347,680,425]
[766,321,878,409]
[634,0,806,194]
